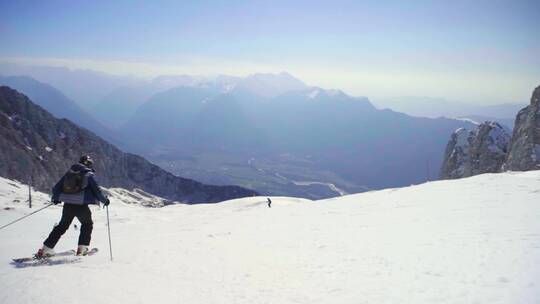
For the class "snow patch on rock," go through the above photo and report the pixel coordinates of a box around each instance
[105,188,173,208]
[454,117,481,125]
[307,89,320,99]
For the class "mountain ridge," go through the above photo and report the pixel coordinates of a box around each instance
[0,86,258,203]
[0,75,118,144]
[119,84,475,197]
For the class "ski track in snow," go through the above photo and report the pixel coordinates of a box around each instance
[0,172,539,303]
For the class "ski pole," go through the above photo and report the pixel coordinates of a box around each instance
[106,205,113,261]
[0,204,54,231]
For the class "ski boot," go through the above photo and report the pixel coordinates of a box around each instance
[35,245,55,259]
[76,245,89,256]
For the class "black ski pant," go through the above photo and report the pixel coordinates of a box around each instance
[44,204,93,248]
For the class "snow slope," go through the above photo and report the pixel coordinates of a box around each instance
[0,171,539,304]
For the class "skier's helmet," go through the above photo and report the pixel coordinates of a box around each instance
[79,155,94,168]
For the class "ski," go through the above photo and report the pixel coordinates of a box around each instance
[11,256,82,268]
[11,248,99,267]
[12,249,76,263]
[12,247,97,264]
[80,247,99,256]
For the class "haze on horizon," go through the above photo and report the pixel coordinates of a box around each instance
[0,0,539,105]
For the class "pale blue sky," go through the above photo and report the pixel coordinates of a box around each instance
[0,0,539,103]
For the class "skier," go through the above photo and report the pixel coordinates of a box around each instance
[267,198,272,208]
[37,155,110,257]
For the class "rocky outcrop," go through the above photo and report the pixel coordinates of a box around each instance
[0,86,258,203]
[440,122,510,179]
[504,86,540,171]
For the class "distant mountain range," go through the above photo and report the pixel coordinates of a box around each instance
[0,86,257,203]
[0,63,141,109]
[0,75,120,144]
[119,83,475,198]
[3,64,510,198]
[373,96,525,129]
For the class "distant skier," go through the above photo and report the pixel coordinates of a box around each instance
[36,155,110,257]
[267,198,272,208]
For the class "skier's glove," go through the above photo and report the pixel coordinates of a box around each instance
[103,198,110,206]
[53,200,61,205]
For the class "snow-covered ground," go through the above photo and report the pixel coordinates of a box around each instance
[0,171,539,304]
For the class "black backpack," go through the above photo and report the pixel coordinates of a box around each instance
[62,170,85,194]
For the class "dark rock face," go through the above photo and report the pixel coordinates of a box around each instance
[440,122,510,179]
[0,86,258,203]
[504,86,540,171]
[440,128,471,179]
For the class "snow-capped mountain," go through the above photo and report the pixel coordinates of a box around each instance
[1,170,538,303]
[146,71,308,98]
[305,87,347,100]
[232,71,308,97]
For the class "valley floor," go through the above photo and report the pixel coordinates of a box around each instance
[0,171,539,304]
